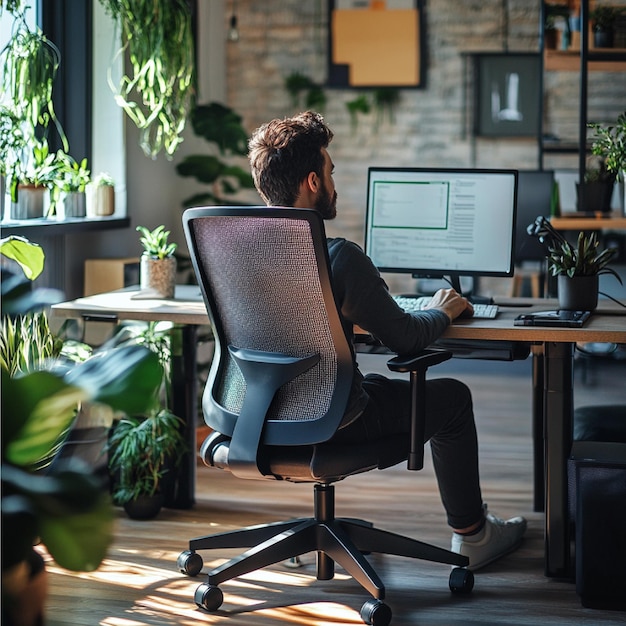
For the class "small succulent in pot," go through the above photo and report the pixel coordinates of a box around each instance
[136,225,178,298]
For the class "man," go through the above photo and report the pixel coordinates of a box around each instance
[247,111,526,570]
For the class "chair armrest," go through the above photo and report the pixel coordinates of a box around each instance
[386,348,453,471]
[387,348,452,373]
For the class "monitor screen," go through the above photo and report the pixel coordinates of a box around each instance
[365,167,518,291]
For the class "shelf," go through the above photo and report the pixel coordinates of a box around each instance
[544,48,626,71]
[0,216,130,237]
[551,214,626,230]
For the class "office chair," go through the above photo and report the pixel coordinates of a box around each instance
[178,207,473,626]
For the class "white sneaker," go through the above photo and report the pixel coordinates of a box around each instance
[451,509,527,571]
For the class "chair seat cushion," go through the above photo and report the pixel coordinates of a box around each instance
[204,431,410,483]
[574,405,626,443]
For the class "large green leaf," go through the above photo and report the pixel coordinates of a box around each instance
[39,490,114,571]
[65,345,163,415]
[176,154,225,184]
[2,370,85,466]
[0,236,45,280]
[190,102,249,155]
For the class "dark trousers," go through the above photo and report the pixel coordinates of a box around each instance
[333,374,484,529]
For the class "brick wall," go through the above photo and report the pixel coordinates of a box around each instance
[224,0,626,264]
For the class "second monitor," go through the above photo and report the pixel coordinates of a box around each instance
[365,167,518,296]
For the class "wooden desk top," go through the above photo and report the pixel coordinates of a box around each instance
[52,288,626,345]
[444,298,626,344]
[51,285,209,326]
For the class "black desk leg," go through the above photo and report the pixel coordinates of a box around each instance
[543,341,574,579]
[163,324,198,509]
[531,345,545,513]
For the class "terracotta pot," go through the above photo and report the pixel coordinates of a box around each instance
[140,255,177,298]
[558,274,599,311]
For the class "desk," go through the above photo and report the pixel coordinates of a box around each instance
[51,289,626,578]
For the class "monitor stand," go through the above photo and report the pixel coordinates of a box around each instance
[448,274,493,306]
[409,273,493,305]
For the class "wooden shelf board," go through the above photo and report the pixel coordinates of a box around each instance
[551,214,626,230]
[544,49,626,71]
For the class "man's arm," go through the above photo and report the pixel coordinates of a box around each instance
[328,239,463,355]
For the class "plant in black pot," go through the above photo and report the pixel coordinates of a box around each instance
[590,5,623,48]
[106,320,186,520]
[577,154,616,213]
[527,216,622,311]
[588,111,626,215]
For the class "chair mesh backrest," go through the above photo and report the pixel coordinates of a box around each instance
[189,212,343,426]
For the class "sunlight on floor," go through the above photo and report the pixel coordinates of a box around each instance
[48,551,363,625]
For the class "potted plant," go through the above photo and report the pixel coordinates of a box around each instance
[107,405,186,519]
[106,321,186,519]
[9,140,63,220]
[589,5,623,48]
[1,8,68,219]
[55,153,90,219]
[527,216,622,310]
[1,235,163,625]
[87,172,115,217]
[588,111,626,214]
[137,225,178,298]
[577,153,616,213]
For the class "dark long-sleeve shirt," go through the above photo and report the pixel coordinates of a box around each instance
[326,237,450,424]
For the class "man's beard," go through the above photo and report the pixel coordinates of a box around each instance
[314,180,337,220]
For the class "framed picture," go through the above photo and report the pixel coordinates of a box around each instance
[473,53,541,137]
[327,0,426,89]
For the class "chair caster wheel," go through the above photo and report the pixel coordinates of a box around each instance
[449,567,474,593]
[177,550,203,577]
[194,583,224,612]
[360,599,392,626]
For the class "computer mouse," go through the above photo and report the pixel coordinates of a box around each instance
[458,306,474,319]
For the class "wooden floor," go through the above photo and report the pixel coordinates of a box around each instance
[44,352,626,625]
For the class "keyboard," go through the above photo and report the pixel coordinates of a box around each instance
[392,295,499,319]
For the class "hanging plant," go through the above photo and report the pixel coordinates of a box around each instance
[99,0,195,159]
[373,87,401,125]
[284,71,326,112]
[346,94,371,132]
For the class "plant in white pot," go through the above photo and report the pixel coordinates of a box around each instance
[55,153,90,219]
[137,225,178,298]
[528,217,622,311]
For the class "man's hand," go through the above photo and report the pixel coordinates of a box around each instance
[424,288,473,321]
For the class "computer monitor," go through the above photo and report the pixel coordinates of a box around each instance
[515,170,555,263]
[364,167,518,296]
